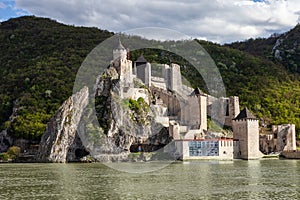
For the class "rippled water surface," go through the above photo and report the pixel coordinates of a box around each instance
[0,159,299,199]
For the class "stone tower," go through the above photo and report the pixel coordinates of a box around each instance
[134,55,151,87]
[224,96,240,127]
[183,88,207,131]
[232,108,261,159]
[112,39,132,87]
[113,39,127,60]
[229,96,240,119]
[169,63,182,93]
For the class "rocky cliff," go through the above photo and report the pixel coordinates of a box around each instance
[83,66,172,161]
[0,130,13,153]
[37,86,89,163]
[37,64,173,162]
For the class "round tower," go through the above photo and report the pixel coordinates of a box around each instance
[113,39,127,60]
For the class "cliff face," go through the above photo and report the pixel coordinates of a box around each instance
[0,130,13,153]
[37,64,172,162]
[83,67,172,161]
[37,87,89,163]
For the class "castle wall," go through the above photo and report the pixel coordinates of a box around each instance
[272,124,296,151]
[184,129,202,139]
[208,97,227,127]
[259,134,275,154]
[259,124,296,154]
[208,96,240,128]
[219,139,234,159]
[151,77,167,90]
[151,86,181,118]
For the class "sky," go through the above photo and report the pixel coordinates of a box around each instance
[1,0,300,43]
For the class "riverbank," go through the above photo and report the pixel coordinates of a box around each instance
[281,150,300,159]
[2,150,300,163]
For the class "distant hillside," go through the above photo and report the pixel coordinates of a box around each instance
[199,40,299,133]
[0,16,299,140]
[228,24,300,74]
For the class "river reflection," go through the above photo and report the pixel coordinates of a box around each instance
[0,159,299,199]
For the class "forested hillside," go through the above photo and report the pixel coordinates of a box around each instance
[0,16,113,139]
[0,16,299,140]
[228,24,300,74]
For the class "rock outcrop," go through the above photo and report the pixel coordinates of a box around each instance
[0,101,19,153]
[37,64,172,162]
[92,67,172,155]
[0,130,13,153]
[37,86,89,163]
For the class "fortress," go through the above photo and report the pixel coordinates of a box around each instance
[109,40,296,160]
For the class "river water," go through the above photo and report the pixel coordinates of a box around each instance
[0,159,299,200]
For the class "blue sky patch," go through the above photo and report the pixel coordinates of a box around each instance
[0,0,30,22]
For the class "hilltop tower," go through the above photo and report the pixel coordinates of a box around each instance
[134,55,151,87]
[232,108,261,159]
[113,39,127,60]
[112,39,132,87]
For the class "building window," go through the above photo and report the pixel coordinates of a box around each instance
[225,100,229,116]
[189,141,219,157]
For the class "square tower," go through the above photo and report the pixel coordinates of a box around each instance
[232,108,261,159]
[134,55,151,87]
[183,88,207,131]
[169,63,182,93]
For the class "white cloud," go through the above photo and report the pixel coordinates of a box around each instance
[14,0,300,43]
